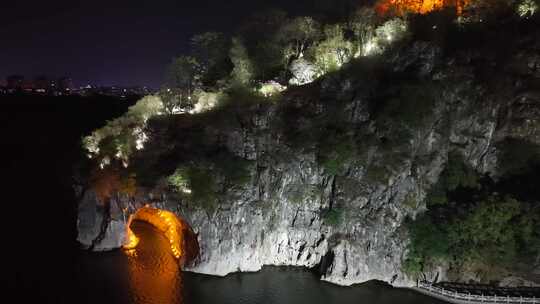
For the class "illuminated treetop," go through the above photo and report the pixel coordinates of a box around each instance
[376,0,471,15]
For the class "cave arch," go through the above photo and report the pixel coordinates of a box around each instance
[123,206,199,267]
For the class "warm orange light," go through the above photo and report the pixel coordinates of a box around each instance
[125,221,183,304]
[123,215,140,250]
[376,0,470,15]
[122,207,190,260]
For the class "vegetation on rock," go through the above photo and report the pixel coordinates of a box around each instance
[404,152,540,279]
[80,0,540,282]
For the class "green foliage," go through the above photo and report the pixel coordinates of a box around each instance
[165,56,201,94]
[187,166,219,211]
[445,153,479,191]
[310,23,353,73]
[403,215,450,277]
[253,40,289,81]
[518,209,540,256]
[405,145,540,275]
[229,37,254,86]
[258,81,286,99]
[158,88,191,114]
[323,208,343,226]
[237,9,289,81]
[167,168,190,193]
[496,138,540,176]
[277,16,321,61]
[82,95,163,164]
[374,83,440,130]
[425,151,479,206]
[190,32,232,87]
[186,86,268,134]
[425,183,448,206]
[212,151,252,188]
[161,143,251,211]
[375,18,409,47]
[321,158,344,176]
[409,216,451,259]
[167,165,219,211]
[348,7,376,54]
[191,90,224,114]
[317,125,357,175]
[402,254,423,277]
[161,55,204,112]
[516,0,539,18]
[406,189,540,276]
[221,85,267,108]
[447,196,523,265]
[127,95,164,120]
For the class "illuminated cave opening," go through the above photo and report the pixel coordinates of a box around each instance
[123,206,199,267]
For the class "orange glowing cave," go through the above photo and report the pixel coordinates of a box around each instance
[376,0,471,15]
[123,206,199,267]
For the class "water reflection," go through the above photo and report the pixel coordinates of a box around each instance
[77,222,444,304]
[126,221,183,304]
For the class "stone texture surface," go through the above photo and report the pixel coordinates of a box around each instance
[77,33,540,287]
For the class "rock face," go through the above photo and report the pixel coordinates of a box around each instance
[77,190,127,251]
[77,26,540,287]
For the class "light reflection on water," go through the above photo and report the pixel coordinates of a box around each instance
[126,221,183,304]
[77,222,444,304]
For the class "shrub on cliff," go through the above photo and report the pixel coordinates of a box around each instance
[229,37,254,86]
[404,149,540,276]
[82,95,164,167]
[323,208,343,226]
[444,152,480,191]
[165,151,252,210]
[167,165,218,210]
[447,195,522,265]
[425,151,479,206]
[190,32,233,87]
[212,152,252,188]
[317,125,357,175]
[188,166,219,210]
[496,138,540,177]
[406,191,540,277]
[516,0,539,17]
[403,214,450,277]
[167,168,191,194]
[311,24,353,74]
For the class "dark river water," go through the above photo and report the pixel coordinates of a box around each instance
[76,222,444,304]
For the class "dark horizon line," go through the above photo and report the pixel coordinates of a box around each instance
[0,74,159,89]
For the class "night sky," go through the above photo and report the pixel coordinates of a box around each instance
[1,0,358,88]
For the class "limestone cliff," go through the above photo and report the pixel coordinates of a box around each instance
[76,21,540,287]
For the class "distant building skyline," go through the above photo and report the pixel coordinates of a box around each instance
[1,74,154,97]
[1,74,157,90]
